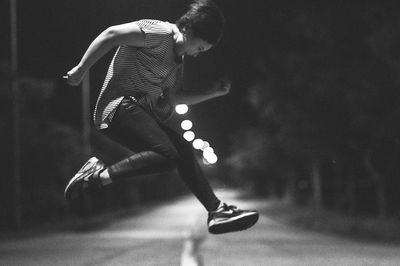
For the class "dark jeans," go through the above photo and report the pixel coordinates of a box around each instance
[103,97,220,212]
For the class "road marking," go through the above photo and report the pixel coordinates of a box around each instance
[180,214,207,266]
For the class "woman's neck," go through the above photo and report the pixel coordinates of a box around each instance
[172,24,185,58]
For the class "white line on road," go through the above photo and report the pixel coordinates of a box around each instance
[180,214,207,266]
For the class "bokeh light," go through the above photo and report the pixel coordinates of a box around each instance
[192,139,204,150]
[205,153,218,164]
[181,120,193,130]
[203,147,214,157]
[183,131,195,142]
[175,104,188,115]
[202,158,210,165]
[202,141,210,150]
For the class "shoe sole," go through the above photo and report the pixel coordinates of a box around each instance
[64,157,99,201]
[64,174,85,201]
[208,212,259,234]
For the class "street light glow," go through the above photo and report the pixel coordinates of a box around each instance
[202,141,210,150]
[205,153,218,164]
[203,158,210,165]
[175,104,188,115]
[203,147,214,157]
[183,131,195,142]
[181,120,193,130]
[203,145,218,165]
[176,109,217,164]
[193,139,204,150]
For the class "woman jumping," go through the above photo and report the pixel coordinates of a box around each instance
[63,0,258,234]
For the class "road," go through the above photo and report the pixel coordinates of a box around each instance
[0,190,399,266]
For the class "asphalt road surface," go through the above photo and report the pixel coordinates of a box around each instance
[0,190,399,266]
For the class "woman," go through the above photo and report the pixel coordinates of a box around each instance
[64,0,258,234]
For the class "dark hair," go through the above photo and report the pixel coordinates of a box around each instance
[176,0,225,45]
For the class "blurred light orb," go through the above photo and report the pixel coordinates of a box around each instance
[202,141,210,150]
[206,153,218,164]
[175,104,188,115]
[183,131,195,142]
[192,139,204,150]
[181,120,193,130]
[203,147,214,157]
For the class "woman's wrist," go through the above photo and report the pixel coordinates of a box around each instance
[76,63,87,74]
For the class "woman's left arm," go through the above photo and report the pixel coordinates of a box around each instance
[169,76,231,105]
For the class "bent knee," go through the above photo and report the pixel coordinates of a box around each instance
[162,157,179,171]
[158,150,181,171]
[155,144,194,170]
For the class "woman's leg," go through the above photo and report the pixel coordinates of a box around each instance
[103,98,220,211]
[103,98,180,178]
[66,97,258,234]
[159,124,221,211]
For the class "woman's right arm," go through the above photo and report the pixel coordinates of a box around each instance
[65,22,146,86]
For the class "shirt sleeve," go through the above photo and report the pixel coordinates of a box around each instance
[135,19,172,48]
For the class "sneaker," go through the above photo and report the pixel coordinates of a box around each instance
[208,203,259,234]
[64,157,105,201]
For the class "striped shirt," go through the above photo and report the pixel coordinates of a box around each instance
[94,19,184,129]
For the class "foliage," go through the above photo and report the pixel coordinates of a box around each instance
[224,1,400,217]
[0,78,186,228]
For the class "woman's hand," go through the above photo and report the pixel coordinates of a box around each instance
[63,65,85,86]
[212,76,231,97]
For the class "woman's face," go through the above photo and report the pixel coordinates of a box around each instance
[176,30,213,57]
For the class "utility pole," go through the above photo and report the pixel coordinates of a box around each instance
[82,71,91,157]
[10,0,21,229]
[81,72,92,213]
